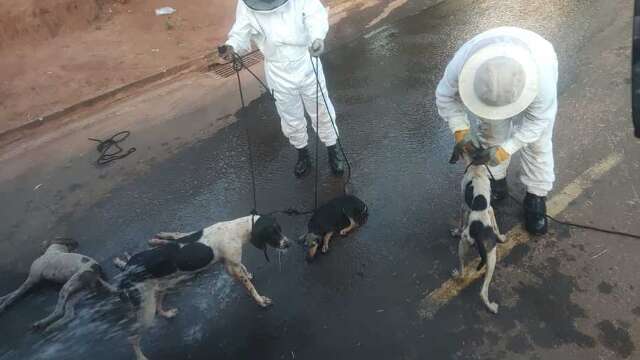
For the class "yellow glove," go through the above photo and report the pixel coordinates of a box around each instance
[494,147,510,165]
[473,146,510,166]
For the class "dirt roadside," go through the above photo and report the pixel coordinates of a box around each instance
[0,0,442,153]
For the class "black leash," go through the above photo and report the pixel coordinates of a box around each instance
[314,56,320,210]
[479,165,640,240]
[310,55,352,195]
[227,51,354,218]
[88,131,136,166]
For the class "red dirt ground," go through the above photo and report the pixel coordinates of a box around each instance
[0,0,236,134]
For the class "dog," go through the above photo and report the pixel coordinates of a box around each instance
[113,215,290,360]
[301,195,368,261]
[0,237,116,330]
[451,152,506,314]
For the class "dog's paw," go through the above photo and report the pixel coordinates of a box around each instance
[148,238,169,247]
[486,302,499,314]
[452,269,463,279]
[450,228,462,238]
[321,244,330,253]
[258,296,273,308]
[160,308,179,319]
[155,232,175,239]
[497,234,507,243]
[31,321,48,331]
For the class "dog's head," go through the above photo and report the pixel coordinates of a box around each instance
[299,233,322,262]
[251,215,290,251]
[41,237,79,252]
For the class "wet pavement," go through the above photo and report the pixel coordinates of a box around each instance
[1,0,639,359]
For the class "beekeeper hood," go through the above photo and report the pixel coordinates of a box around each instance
[459,42,540,120]
[242,0,288,12]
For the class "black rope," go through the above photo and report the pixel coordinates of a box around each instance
[231,53,272,98]
[314,56,320,210]
[309,55,352,194]
[479,165,640,240]
[88,131,136,166]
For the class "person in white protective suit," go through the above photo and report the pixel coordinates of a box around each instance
[219,0,345,178]
[436,27,558,235]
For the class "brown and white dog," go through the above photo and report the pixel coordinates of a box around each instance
[113,215,290,360]
[0,237,116,331]
[451,151,506,314]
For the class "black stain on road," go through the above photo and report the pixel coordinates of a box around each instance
[502,243,530,266]
[597,281,614,294]
[68,183,84,193]
[596,320,635,358]
[511,258,596,349]
[506,333,534,354]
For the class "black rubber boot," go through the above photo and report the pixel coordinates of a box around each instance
[294,147,311,178]
[523,192,548,235]
[327,145,345,176]
[490,178,508,202]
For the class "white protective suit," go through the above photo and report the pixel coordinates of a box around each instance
[226,0,338,149]
[436,27,558,196]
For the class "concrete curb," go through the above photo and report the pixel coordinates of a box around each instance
[0,51,219,148]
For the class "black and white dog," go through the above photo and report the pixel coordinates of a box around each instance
[0,237,116,330]
[113,215,290,360]
[451,155,506,314]
[301,195,368,261]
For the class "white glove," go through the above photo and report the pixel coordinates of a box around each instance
[309,39,324,57]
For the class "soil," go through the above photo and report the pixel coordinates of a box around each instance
[0,0,236,133]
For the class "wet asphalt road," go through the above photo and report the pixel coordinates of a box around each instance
[0,0,632,359]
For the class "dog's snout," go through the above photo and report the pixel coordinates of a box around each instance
[280,236,291,249]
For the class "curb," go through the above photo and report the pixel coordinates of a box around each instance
[0,51,219,148]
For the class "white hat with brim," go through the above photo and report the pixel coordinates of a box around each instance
[242,0,288,12]
[459,43,539,120]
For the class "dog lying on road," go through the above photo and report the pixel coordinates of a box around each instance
[451,160,506,314]
[301,195,368,261]
[113,215,290,360]
[0,237,116,330]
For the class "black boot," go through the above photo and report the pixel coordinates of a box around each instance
[294,147,311,178]
[523,192,548,235]
[327,145,345,176]
[490,178,508,202]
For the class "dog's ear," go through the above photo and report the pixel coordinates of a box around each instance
[449,147,461,164]
[43,237,78,251]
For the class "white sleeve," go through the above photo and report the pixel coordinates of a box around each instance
[501,64,558,154]
[225,1,255,55]
[435,46,471,133]
[303,0,329,42]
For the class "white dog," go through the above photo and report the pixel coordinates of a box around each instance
[113,215,290,360]
[0,237,116,330]
[452,160,506,314]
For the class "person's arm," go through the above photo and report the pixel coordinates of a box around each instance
[303,0,329,43]
[501,66,558,154]
[225,1,255,56]
[435,46,471,133]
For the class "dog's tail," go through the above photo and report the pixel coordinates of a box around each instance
[468,220,497,271]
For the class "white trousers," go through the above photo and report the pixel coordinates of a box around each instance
[265,56,338,149]
[476,117,555,197]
